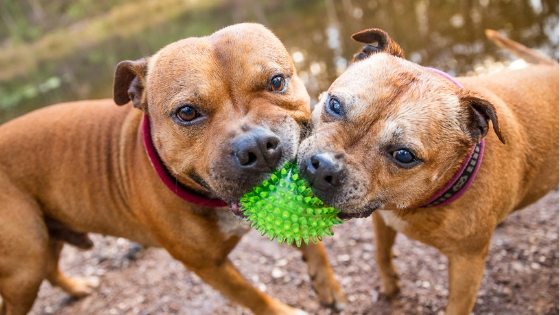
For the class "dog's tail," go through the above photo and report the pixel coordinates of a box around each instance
[485,29,557,65]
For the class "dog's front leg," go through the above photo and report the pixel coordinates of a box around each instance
[190,258,306,315]
[372,211,401,297]
[446,246,489,315]
[295,243,347,310]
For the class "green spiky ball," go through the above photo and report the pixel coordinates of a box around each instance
[239,161,343,247]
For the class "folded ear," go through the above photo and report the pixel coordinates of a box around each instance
[113,57,149,109]
[459,90,506,144]
[351,28,405,62]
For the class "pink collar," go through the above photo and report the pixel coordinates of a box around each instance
[142,115,227,207]
[419,68,485,208]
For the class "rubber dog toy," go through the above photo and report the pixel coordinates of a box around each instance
[239,161,343,247]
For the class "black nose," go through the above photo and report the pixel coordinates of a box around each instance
[233,127,282,172]
[305,153,345,191]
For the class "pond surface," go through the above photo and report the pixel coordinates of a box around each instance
[0,0,558,123]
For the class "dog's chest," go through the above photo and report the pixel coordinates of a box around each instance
[378,210,409,232]
[215,208,251,238]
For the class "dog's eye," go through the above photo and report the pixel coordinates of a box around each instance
[328,98,343,116]
[176,106,198,122]
[392,149,415,164]
[269,76,286,92]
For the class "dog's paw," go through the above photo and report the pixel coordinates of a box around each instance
[307,269,347,311]
[67,276,100,297]
[380,276,401,298]
[311,276,347,311]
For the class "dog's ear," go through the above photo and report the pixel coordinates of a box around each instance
[113,57,149,109]
[351,28,405,62]
[459,90,506,144]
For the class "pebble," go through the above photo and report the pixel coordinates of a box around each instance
[512,261,524,272]
[371,290,379,303]
[271,267,284,279]
[363,243,374,252]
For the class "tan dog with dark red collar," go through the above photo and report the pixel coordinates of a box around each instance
[0,23,346,315]
[298,28,558,314]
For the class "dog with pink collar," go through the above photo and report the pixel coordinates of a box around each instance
[297,28,558,314]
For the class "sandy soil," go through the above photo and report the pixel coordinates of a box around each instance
[28,189,558,315]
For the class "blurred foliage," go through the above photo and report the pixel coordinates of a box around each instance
[0,0,130,43]
[0,0,558,123]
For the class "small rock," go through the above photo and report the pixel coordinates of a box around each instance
[271,267,284,279]
[126,242,144,260]
[363,243,374,252]
[512,262,524,272]
[371,290,379,303]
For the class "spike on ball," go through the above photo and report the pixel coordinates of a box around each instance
[240,161,343,247]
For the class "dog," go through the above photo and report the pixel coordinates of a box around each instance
[0,23,347,315]
[297,28,558,314]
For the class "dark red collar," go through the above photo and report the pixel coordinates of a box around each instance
[142,115,227,207]
[419,68,485,208]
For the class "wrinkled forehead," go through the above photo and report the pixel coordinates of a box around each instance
[146,38,224,106]
[146,25,294,106]
[327,54,421,119]
[208,24,294,69]
[324,53,463,144]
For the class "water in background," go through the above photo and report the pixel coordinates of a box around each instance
[0,0,558,123]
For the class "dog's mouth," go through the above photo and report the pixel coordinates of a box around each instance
[229,199,378,220]
[337,205,379,220]
[228,201,248,219]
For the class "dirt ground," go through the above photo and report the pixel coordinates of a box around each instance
[28,189,558,315]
